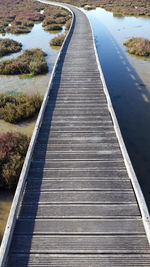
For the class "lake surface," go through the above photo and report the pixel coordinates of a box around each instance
[82,8,150,208]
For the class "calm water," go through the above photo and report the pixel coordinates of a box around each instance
[83,8,150,208]
[0,23,64,95]
[0,23,63,135]
[0,21,62,242]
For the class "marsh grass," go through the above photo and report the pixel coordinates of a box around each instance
[0,48,48,75]
[124,37,150,57]
[0,38,22,57]
[0,132,29,190]
[0,94,42,123]
[44,24,62,32]
[50,33,66,46]
[0,0,71,34]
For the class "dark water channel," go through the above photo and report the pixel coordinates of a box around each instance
[83,8,150,209]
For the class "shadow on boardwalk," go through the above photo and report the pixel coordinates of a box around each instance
[7,15,76,267]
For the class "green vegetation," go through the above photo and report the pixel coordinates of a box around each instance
[50,34,66,47]
[0,48,48,75]
[44,24,62,32]
[0,38,22,57]
[0,132,29,190]
[0,94,42,123]
[124,37,150,57]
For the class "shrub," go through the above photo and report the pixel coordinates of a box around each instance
[124,37,150,57]
[0,38,22,57]
[0,48,48,75]
[50,34,66,46]
[42,16,56,27]
[84,5,96,10]
[44,24,62,31]
[65,19,72,30]
[55,17,66,24]
[5,25,31,34]
[0,132,29,190]
[0,94,42,123]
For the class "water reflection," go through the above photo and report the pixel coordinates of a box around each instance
[83,8,150,209]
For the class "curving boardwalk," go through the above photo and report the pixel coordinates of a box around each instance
[1,1,150,266]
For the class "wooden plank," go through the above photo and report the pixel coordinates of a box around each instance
[6,254,150,267]
[30,160,125,169]
[36,137,118,145]
[34,143,120,152]
[33,152,122,161]
[23,191,136,204]
[28,169,129,179]
[14,218,145,235]
[19,204,140,219]
[26,179,132,191]
[38,132,116,138]
[9,235,150,253]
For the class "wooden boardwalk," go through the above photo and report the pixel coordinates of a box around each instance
[1,1,150,266]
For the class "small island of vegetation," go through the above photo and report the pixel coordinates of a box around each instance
[0,38,22,57]
[50,34,66,47]
[0,132,29,190]
[124,37,150,57]
[44,24,62,32]
[0,94,42,123]
[83,5,96,10]
[0,48,48,75]
[50,19,71,47]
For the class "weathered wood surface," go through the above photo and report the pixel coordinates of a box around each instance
[5,1,150,266]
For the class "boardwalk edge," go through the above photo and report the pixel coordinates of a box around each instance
[86,9,150,244]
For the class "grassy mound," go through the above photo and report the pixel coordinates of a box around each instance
[0,94,42,123]
[124,37,150,57]
[5,25,31,34]
[50,34,66,47]
[0,48,48,75]
[84,5,96,10]
[0,132,29,190]
[0,38,22,57]
[44,24,62,32]
[65,19,72,30]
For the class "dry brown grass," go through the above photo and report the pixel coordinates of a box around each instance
[124,37,150,57]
